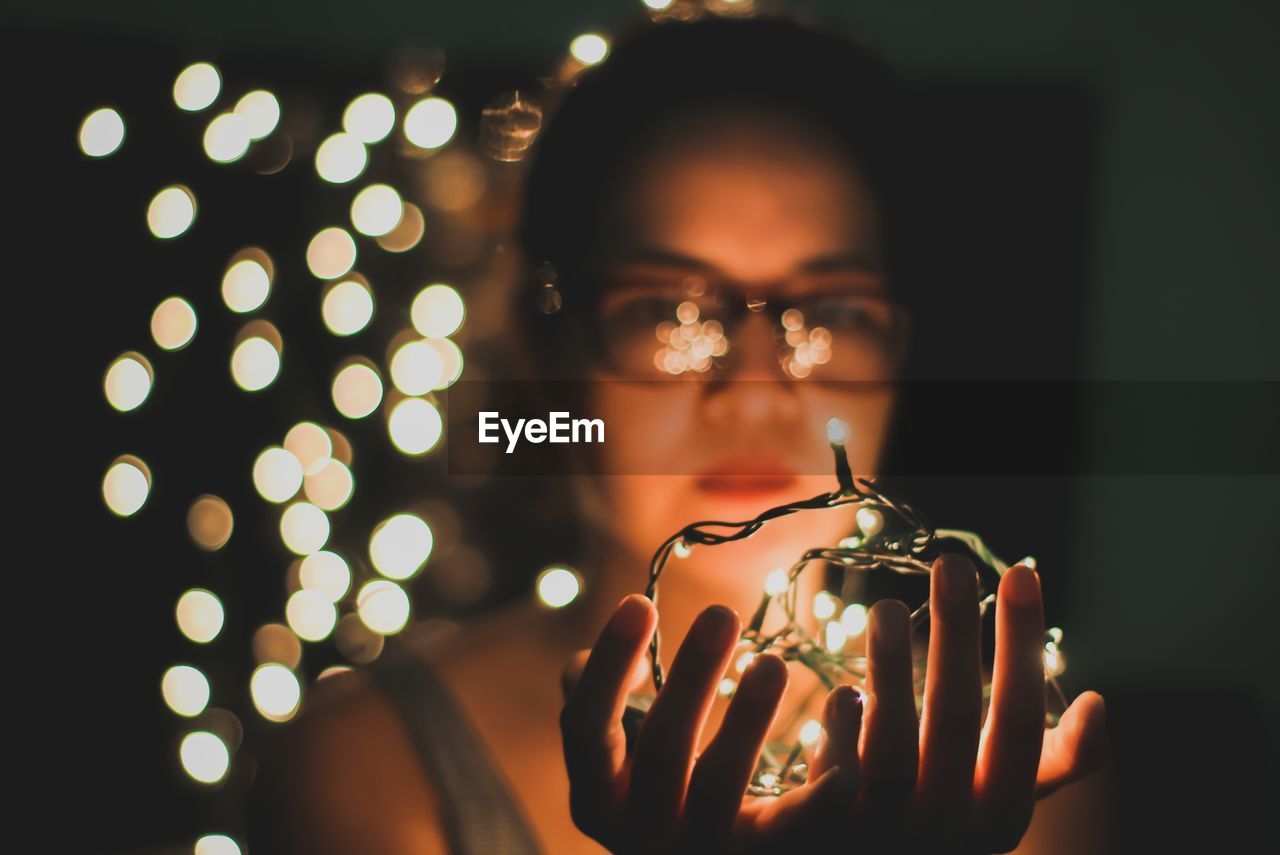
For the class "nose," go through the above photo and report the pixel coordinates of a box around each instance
[701,312,801,430]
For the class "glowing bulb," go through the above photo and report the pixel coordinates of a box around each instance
[799,718,823,748]
[390,339,445,395]
[285,589,337,642]
[764,568,789,597]
[813,591,838,621]
[306,226,357,280]
[147,186,197,238]
[735,651,756,674]
[856,507,883,537]
[536,565,581,608]
[283,422,332,476]
[303,458,354,511]
[331,362,383,418]
[826,417,850,445]
[410,283,465,338]
[351,184,403,237]
[1021,556,1038,571]
[253,446,303,503]
[78,108,124,157]
[315,132,368,183]
[195,834,241,855]
[422,337,464,389]
[250,663,302,722]
[824,620,848,653]
[344,93,396,143]
[758,772,779,790]
[840,603,868,637]
[161,665,210,717]
[234,90,280,139]
[104,352,153,412]
[180,731,230,784]
[570,33,610,65]
[151,296,198,350]
[299,551,351,602]
[102,456,150,516]
[388,397,444,455]
[673,539,692,558]
[221,259,271,313]
[718,678,737,697]
[230,337,280,391]
[369,513,433,580]
[404,97,457,149]
[357,580,411,634]
[187,495,234,551]
[322,279,374,336]
[1044,642,1066,677]
[176,589,224,644]
[174,63,220,111]
[203,112,251,163]
[279,502,330,555]
[643,0,674,9]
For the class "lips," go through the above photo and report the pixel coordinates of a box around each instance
[694,455,799,495]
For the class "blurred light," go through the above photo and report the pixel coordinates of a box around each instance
[826,417,850,445]
[303,458,353,511]
[286,589,338,642]
[410,283,465,338]
[284,422,332,475]
[103,455,151,516]
[317,666,353,680]
[369,513,433,580]
[299,551,351,602]
[195,834,241,855]
[315,132,367,183]
[764,568,789,597]
[188,495,234,550]
[335,612,385,662]
[856,507,884,537]
[357,580,411,634]
[174,63,221,112]
[176,589,224,644]
[840,603,868,636]
[78,108,124,157]
[642,0,674,9]
[151,296,198,350]
[221,259,271,313]
[104,352,153,412]
[350,184,403,237]
[280,502,330,555]
[306,227,357,279]
[180,731,230,784]
[230,336,280,391]
[813,591,838,621]
[425,150,486,211]
[322,279,374,336]
[389,339,444,395]
[388,397,443,456]
[799,718,823,748]
[536,565,581,608]
[404,97,456,149]
[203,112,251,163]
[147,186,197,238]
[824,620,848,653]
[250,663,301,722]
[161,665,210,717]
[253,446,303,503]
[234,90,280,140]
[376,202,425,252]
[343,93,396,143]
[570,33,610,65]
[331,362,383,418]
[252,623,302,669]
[422,337,464,389]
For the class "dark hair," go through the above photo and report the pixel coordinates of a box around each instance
[516,14,910,378]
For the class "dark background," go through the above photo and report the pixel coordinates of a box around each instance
[10,1,1278,851]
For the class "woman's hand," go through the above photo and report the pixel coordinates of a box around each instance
[559,554,1107,854]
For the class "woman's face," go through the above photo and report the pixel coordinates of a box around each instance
[586,117,901,592]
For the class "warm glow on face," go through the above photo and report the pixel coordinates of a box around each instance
[151,296,198,350]
[303,458,354,511]
[203,112,251,163]
[410,283,465,338]
[147,186,197,238]
[387,397,443,456]
[161,665,210,717]
[234,90,280,139]
[250,663,301,722]
[322,279,374,336]
[173,63,221,111]
[180,731,230,784]
[369,513,434,580]
[331,362,383,418]
[279,502,330,555]
[344,92,396,143]
[285,589,338,642]
[79,108,125,157]
[104,352,153,412]
[176,589,224,644]
[306,227,357,280]
[315,132,368,184]
[253,446,303,503]
[188,494,234,550]
[350,184,404,237]
[230,336,281,391]
[221,259,271,313]
[103,456,151,516]
[357,580,411,634]
[404,97,457,149]
[536,565,582,608]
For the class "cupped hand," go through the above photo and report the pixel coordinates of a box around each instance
[559,554,1107,854]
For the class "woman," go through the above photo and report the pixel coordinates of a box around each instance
[250,15,1108,854]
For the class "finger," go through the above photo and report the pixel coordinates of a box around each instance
[1036,690,1107,798]
[915,553,983,824]
[975,564,1046,849]
[559,594,658,835]
[739,764,861,847]
[859,599,918,806]
[683,653,788,848]
[562,647,651,701]
[809,684,863,782]
[623,604,740,846]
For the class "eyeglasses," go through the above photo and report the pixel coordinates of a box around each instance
[588,272,911,381]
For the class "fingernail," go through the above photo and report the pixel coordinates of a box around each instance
[1002,564,1041,607]
[692,605,739,654]
[869,599,908,650]
[741,653,787,700]
[829,684,860,719]
[934,553,976,604]
[611,594,652,637]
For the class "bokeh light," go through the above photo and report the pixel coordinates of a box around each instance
[174,63,221,112]
[187,495,234,551]
[78,107,124,157]
[250,663,301,723]
[350,184,403,237]
[252,446,303,503]
[203,112,251,163]
[369,513,433,580]
[357,580,411,635]
[103,455,151,516]
[335,613,385,662]
[234,90,280,140]
[180,731,230,784]
[285,589,338,642]
[389,339,445,395]
[570,33,610,65]
[299,551,351,602]
[283,422,332,476]
[536,565,582,608]
[104,352,153,412]
[314,132,368,184]
[195,835,241,855]
[161,665,210,717]
[147,186,197,238]
[404,97,457,149]
[221,257,272,313]
[343,93,396,144]
[410,283,465,338]
[230,336,281,391]
[303,458,354,511]
[321,279,374,336]
[176,589,224,644]
[376,202,425,253]
[279,502,330,555]
[387,397,443,455]
[252,623,302,669]
[422,337,464,389]
[331,361,383,419]
[151,296,198,350]
[306,227,357,280]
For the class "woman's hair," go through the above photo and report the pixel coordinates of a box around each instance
[516,13,910,377]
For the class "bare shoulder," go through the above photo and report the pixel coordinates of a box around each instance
[248,666,447,855]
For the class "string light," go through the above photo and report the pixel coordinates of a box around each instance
[104,352,153,412]
[146,185,196,239]
[404,97,457,149]
[322,278,375,336]
[173,63,221,112]
[78,107,124,157]
[536,565,582,608]
[343,93,396,143]
[180,731,230,784]
[233,90,280,140]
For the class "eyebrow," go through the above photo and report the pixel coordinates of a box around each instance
[610,244,881,275]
